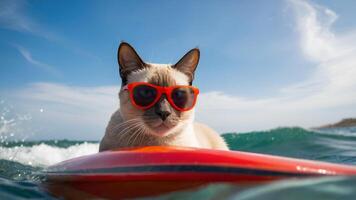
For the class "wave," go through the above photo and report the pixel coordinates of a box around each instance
[1,127,356,169]
[223,127,356,164]
[0,139,98,148]
[0,177,54,199]
[0,142,99,167]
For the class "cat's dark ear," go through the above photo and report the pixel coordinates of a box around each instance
[118,42,146,85]
[173,48,200,85]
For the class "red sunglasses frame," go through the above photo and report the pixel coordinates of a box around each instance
[123,82,199,111]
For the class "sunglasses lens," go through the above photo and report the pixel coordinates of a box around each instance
[171,87,196,110]
[132,85,157,107]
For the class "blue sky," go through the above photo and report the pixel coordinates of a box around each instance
[1,0,356,140]
[0,0,312,94]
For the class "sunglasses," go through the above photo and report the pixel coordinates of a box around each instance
[123,82,199,111]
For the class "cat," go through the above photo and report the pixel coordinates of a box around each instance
[99,42,229,151]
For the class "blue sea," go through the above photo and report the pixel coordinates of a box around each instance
[1,127,356,199]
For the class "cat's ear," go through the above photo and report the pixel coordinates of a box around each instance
[117,42,146,85]
[173,48,200,85]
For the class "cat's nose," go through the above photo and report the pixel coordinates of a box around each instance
[155,96,171,121]
[155,110,171,121]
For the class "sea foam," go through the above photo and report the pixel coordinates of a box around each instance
[0,142,99,167]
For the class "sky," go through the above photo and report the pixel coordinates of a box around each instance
[1,0,356,140]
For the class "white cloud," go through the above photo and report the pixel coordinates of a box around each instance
[0,0,33,32]
[282,0,356,103]
[0,0,55,40]
[288,0,356,89]
[18,82,119,112]
[0,0,98,61]
[197,0,356,132]
[289,0,339,62]
[2,83,119,140]
[14,45,61,76]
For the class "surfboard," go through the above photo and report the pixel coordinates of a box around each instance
[41,146,356,199]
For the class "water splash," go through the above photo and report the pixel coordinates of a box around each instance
[0,100,33,144]
[0,142,99,167]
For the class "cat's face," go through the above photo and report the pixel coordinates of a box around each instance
[117,42,199,137]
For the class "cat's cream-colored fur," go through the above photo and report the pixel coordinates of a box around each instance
[99,42,228,151]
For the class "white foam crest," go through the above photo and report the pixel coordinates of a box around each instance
[314,127,356,137]
[0,142,99,167]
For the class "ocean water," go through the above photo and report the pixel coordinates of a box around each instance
[0,127,356,199]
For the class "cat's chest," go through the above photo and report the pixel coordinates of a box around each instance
[168,124,201,148]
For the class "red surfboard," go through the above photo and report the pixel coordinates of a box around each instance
[42,146,356,199]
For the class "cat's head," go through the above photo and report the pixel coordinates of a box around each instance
[117,42,199,137]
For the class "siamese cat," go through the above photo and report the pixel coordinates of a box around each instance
[99,42,228,151]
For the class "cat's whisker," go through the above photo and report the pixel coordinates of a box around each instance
[131,127,144,146]
[127,124,144,146]
[115,123,142,144]
[137,130,145,146]
[112,119,140,132]
[134,125,148,146]
[142,126,152,144]
[140,127,149,144]
[122,122,143,138]
[116,119,141,133]
[118,122,142,139]
[127,125,140,145]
